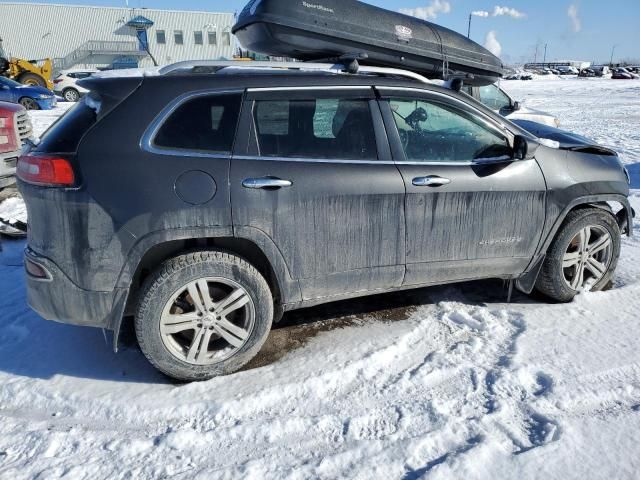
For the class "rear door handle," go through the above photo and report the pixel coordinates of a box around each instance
[242,177,293,190]
[412,176,452,187]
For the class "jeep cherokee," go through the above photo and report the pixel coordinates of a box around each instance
[17,62,633,381]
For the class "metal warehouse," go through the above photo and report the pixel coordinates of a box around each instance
[0,2,236,72]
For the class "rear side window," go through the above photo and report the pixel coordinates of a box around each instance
[154,94,242,154]
[253,98,377,160]
[35,97,99,153]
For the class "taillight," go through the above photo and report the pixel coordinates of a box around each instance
[17,154,75,187]
[0,114,18,154]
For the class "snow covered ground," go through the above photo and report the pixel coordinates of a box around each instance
[1,79,639,479]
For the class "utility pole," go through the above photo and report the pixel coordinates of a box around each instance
[610,45,618,67]
[534,44,539,64]
[543,44,548,64]
[467,14,472,39]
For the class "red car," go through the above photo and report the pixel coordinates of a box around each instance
[0,101,32,190]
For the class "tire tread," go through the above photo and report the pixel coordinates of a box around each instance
[135,250,272,381]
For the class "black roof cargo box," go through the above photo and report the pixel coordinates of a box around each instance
[233,0,504,85]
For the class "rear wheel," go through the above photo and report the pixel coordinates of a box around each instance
[62,88,80,102]
[535,209,621,302]
[18,97,39,110]
[16,72,46,87]
[135,250,274,381]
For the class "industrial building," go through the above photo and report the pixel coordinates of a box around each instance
[0,2,236,72]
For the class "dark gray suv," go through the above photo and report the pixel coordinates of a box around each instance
[17,62,633,381]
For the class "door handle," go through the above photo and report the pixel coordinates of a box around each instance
[412,176,452,187]
[242,177,293,190]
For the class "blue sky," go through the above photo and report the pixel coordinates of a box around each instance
[12,0,640,63]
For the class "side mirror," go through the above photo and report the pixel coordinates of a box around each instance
[512,101,522,111]
[513,135,538,160]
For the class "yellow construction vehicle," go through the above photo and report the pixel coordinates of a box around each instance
[0,37,53,90]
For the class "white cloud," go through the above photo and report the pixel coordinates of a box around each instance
[399,0,451,20]
[484,30,502,57]
[471,6,525,20]
[568,4,581,32]
[492,6,526,18]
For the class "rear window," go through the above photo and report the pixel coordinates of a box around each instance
[253,98,378,160]
[35,97,99,153]
[153,93,242,154]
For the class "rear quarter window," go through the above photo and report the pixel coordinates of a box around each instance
[35,97,99,153]
[153,93,242,154]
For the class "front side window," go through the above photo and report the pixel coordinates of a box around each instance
[253,97,377,160]
[174,30,184,45]
[194,31,203,45]
[478,84,512,111]
[156,30,166,44]
[154,94,242,153]
[388,97,511,162]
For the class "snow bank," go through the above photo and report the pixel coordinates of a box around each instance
[0,196,26,225]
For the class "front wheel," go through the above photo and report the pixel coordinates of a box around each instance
[19,97,40,110]
[535,208,621,302]
[135,251,274,381]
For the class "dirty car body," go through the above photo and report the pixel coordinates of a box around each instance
[17,65,633,379]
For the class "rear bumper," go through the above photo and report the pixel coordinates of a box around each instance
[24,248,128,330]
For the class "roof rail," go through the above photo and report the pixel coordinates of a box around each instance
[158,60,432,85]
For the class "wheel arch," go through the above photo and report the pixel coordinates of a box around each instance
[516,194,632,294]
[111,227,301,351]
[18,96,39,108]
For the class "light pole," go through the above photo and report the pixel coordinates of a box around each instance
[610,45,618,67]
[543,44,548,64]
[467,14,472,38]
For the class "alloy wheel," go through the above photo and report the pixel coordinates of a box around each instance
[64,89,79,102]
[562,225,613,291]
[19,98,38,110]
[160,277,255,365]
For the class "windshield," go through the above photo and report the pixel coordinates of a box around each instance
[0,77,22,88]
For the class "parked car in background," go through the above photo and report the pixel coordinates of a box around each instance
[0,101,32,189]
[0,76,56,110]
[53,69,97,102]
[590,66,612,77]
[612,68,635,80]
[579,68,597,78]
[17,62,632,381]
[462,83,561,128]
[557,66,579,75]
